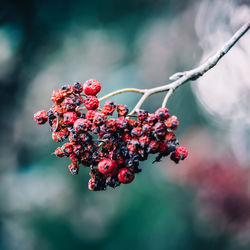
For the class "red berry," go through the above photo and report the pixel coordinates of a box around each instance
[137,110,148,122]
[52,128,69,142]
[83,79,101,96]
[61,143,73,156]
[63,112,77,125]
[175,147,188,160]
[116,117,129,129]
[84,96,99,110]
[165,115,179,130]
[146,114,158,126]
[102,101,116,115]
[98,158,117,175]
[93,112,106,125]
[155,108,169,121]
[165,132,177,141]
[148,140,159,153]
[61,97,76,111]
[117,104,129,116]
[88,178,96,191]
[73,118,91,133]
[68,163,79,175]
[69,153,78,163]
[34,110,48,125]
[86,110,96,120]
[131,127,142,137]
[159,141,168,154]
[53,147,65,157]
[139,136,150,148]
[118,168,135,184]
[154,122,167,136]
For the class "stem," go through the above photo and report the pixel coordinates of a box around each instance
[162,89,174,108]
[129,93,151,115]
[80,20,250,114]
[98,88,145,102]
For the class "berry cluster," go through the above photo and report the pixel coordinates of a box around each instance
[34,79,188,191]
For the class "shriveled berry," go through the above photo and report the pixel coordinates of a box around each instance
[165,115,179,130]
[116,117,129,129]
[52,128,69,142]
[53,147,65,157]
[102,101,116,115]
[63,112,77,125]
[34,110,48,125]
[137,110,148,122]
[117,104,129,116]
[86,110,96,120]
[73,118,91,133]
[148,140,159,153]
[165,132,177,141]
[73,82,83,93]
[84,96,99,110]
[72,95,84,106]
[98,158,117,175]
[146,114,158,126]
[61,97,76,111]
[154,122,167,136]
[131,127,142,137]
[118,168,135,184]
[155,108,169,121]
[83,79,101,96]
[70,153,78,163]
[61,143,73,156]
[68,163,79,175]
[139,136,150,148]
[93,112,106,125]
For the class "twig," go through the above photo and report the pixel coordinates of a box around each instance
[90,20,250,114]
[162,88,174,108]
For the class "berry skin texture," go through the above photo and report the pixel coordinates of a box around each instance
[175,147,188,160]
[84,96,99,110]
[165,115,179,130]
[98,158,117,175]
[52,128,69,142]
[117,104,129,116]
[73,118,91,133]
[83,79,101,96]
[68,163,79,175]
[34,110,48,125]
[118,168,135,184]
[73,82,83,93]
[102,101,116,115]
[155,108,169,121]
[63,112,77,125]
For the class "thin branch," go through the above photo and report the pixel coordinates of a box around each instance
[93,20,249,113]
[129,92,151,115]
[162,88,174,108]
[98,88,145,102]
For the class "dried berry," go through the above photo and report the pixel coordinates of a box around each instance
[84,96,99,110]
[34,110,48,125]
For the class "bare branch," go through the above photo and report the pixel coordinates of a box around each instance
[97,20,250,113]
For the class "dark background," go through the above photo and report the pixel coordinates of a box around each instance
[0,0,250,249]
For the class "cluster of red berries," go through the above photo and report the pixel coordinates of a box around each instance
[34,79,188,191]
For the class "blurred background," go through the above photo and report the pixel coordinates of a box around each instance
[0,0,250,249]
